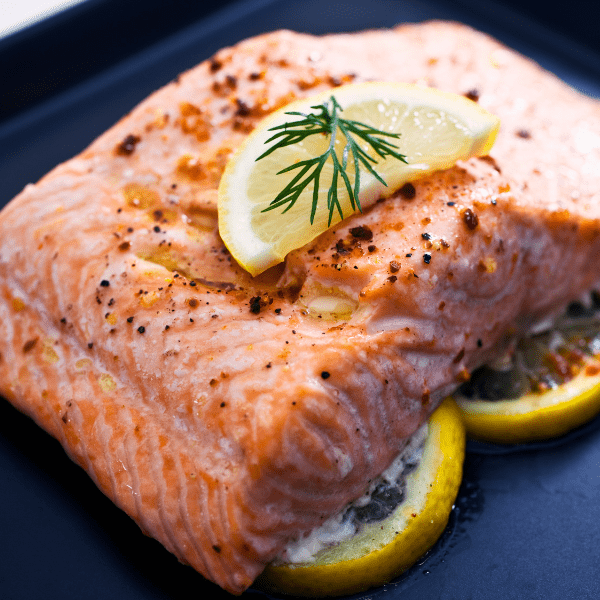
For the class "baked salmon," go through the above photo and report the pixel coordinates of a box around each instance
[1,21,599,594]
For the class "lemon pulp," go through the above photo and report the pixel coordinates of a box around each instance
[256,398,466,597]
[218,82,500,276]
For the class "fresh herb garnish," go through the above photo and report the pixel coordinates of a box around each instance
[256,96,408,225]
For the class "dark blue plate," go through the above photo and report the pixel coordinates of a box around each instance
[1,1,600,598]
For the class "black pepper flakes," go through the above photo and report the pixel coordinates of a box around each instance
[349,225,373,241]
[516,129,531,139]
[115,134,141,156]
[453,348,465,364]
[421,232,431,241]
[423,253,432,264]
[335,239,351,255]
[399,182,416,199]
[23,338,38,353]
[127,316,134,323]
[321,371,331,379]
[137,326,146,334]
[368,244,377,253]
[249,296,262,314]
[464,88,480,102]
[463,208,479,230]
[234,98,252,116]
[209,58,223,72]
[100,280,110,287]
[153,225,161,233]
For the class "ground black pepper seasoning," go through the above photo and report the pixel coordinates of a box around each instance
[463,208,479,230]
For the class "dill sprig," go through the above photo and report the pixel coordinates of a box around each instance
[256,96,408,225]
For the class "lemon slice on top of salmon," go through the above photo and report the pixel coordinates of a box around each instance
[218,82,500,276]
[255,398,466,597]
[454,294,600,444]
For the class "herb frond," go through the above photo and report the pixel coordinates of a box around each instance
[257,96,408,225]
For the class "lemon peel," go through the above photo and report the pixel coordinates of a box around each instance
[218,82,500,276]
[256,398,466,596]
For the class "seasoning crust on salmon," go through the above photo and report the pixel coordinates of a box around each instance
[1,21,600,595]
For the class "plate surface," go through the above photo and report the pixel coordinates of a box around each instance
[1,1,600,599]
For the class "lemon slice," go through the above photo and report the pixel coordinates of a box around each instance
[455,364,600,444]
[455,296,600,444]
[218,82,500,275]
[255,398,466,597]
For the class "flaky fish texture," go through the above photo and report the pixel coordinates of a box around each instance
[1,21,600,594]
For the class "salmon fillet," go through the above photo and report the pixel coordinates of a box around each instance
[1,20,600,594]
